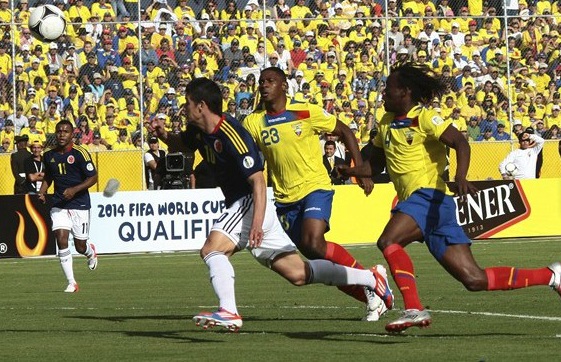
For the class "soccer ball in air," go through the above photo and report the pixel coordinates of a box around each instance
[28,5,67,42]
[505,162,518,177]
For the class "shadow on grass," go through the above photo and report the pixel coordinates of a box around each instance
[63,314,526,343]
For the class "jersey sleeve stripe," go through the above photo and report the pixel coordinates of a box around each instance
[222,122,249,154]
[73,145,92,161]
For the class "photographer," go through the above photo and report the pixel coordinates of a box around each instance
[144,136,166,190]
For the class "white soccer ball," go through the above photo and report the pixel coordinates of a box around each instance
[28,5,67,42]
[103,178,120,198]
[505,162,518,176]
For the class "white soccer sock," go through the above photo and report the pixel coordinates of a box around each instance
[58,248,75,284]
[204,251,238,315]
[308,259,375,287]
[84,242,94,259]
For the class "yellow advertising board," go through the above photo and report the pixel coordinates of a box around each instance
[326,179,561,244]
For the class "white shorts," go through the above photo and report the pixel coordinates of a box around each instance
[212,195,296,267]
[51,208,91,240]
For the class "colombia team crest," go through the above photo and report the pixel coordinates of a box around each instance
[67,155,75,164]
[214,139,223,153]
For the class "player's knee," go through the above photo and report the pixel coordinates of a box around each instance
[74,240,87,254]
[377,237,395,251]
[299,235,326,259]
[460,271,487,292]
[286,270,308,286]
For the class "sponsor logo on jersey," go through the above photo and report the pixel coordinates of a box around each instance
[214,139,223,153]
[67,155,75,164]
[242,156,254,169]
[267,115,288,124]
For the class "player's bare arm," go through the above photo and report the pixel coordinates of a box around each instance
[246,171,266,248]
[63,174,98,200]
[338,146,385,178]
[38,174,52,203]
[331,120,374,196]
[439,124,478,197]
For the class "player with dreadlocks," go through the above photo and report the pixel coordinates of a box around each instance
[340,63,561,333]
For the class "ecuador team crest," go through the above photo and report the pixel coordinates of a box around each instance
[292,122,303,137]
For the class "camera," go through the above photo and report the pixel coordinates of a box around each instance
[161,152,194,189]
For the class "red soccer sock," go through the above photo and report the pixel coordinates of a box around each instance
[383,243,423,310]
[485,267,553,290]
[325,242,364,269]
[325,242,367,303]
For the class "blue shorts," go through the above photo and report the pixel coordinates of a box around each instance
[275,190,334,245]
[392,188,471,261]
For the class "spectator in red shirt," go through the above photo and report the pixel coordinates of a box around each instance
[290,39,306,69]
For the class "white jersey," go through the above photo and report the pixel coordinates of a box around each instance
[498,134,544,179]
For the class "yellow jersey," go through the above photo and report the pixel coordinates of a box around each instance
[243,99,335,203]
[373,105,451,201]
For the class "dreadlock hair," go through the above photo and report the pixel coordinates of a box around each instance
[390,63,447,105]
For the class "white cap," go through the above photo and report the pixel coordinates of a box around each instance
[539,62,548,68]
[326,51,336,57]
[305,30,314,37]
[355,20,364,26]
[295,70,304,77]
[453,48,462,54]
[513,119,522,126]
[49,43,58,49]
[418,35,429,42]
[452,22,460,28]
[553,105,560,110]
[472,50,480,56]
[244,5,252,11]
[372,21,381,27]
[157,113,166,119]
[21,44,30,51]
[398,48,408,54]
[334,3,343,9]
[167,87,176,94]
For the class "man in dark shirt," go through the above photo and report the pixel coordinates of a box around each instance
[10,134,32,194]
[24,140,45,194]
[39,120,99,293]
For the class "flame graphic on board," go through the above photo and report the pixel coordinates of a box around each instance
[15,195,48,257]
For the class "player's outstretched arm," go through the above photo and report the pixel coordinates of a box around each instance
[246,171,265,248]
[440,124,478,197]
[147,116,190,153]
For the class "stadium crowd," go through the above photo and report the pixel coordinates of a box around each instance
[0,0,560,156]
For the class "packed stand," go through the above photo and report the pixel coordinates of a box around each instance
[0,0,560,158]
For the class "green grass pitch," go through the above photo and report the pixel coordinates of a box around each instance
[1,238,560,361]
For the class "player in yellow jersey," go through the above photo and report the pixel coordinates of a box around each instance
[340,63,561,333]
[243,68,393,321]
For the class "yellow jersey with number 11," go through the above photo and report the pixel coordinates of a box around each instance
[243,99,336,203]
[374,105,452,201]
